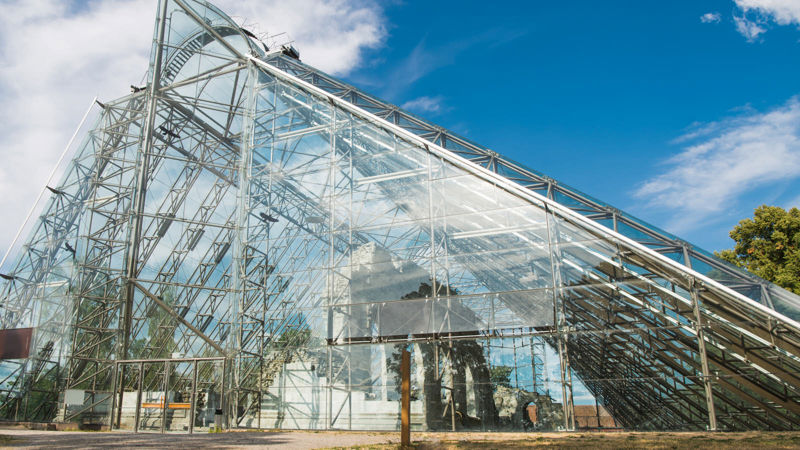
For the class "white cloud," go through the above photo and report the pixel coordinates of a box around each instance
[0,0,154,267]
[734,0,800,25]
[700,12,722,24]
[733,0,800,40]
[218,0,385,76]
[401,96,446,115]
[734,15,767,41]
[635,97,800,230]
[0,0,386,262]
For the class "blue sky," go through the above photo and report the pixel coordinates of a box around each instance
[0,0,799,257]
[340,0,800,252]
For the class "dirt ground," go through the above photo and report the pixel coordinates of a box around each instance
[1,428,800,449]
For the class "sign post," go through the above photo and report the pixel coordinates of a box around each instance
[401,349,410,447]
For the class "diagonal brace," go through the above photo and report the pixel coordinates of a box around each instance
[130,279,227,357]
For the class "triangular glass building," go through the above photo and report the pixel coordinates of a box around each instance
[1,0,800,433]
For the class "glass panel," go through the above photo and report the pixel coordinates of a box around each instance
[138,362,166,432]
[193,360,225,432]
[165,361,194,432]
[258,336,570,431]
[236,356,261,428]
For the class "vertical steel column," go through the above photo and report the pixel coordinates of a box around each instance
[161,360,169,433]
[230,60,259,431]
[530,334,537,394]
[335,106,353,431]
[558,335,575,431]
[109,362,118,430]
[325,96,337,431]
[692,285,718,431]
[257,362,262,430]
[134,361,143,432]
[544,205,575,431]
[121,0,169,361]
[267,69,280,432]
[190,359,198,434]
[326,347,333,429]
[221,358,228,430]
[594,396,602,428]
[424,148,437,314]
[512,334,520,389]
[448,344,456,432]
[348,349,352,430]
[683,246,718,431]
[279,357,286,426]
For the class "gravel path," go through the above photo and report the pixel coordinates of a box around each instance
[0,428,398,449]
[3,428,800,449]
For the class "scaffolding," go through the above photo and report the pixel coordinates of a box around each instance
[0,0,799,433]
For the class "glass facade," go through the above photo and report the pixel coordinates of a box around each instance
[0,0,799,433]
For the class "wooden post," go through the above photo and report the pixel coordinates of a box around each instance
[401,349,411,447]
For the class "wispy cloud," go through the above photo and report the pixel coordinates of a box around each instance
[734,15,767,41]
[401,95,447,115]
[634,97,800,231]
[382,27,527,99]
[701,12,721,24]
[733,0,800,40]
[0,0,387,258]
[785,194,800,210]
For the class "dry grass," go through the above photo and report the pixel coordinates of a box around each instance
[328,431,800,450]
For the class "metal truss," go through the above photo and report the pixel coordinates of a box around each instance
[0,0,798,434]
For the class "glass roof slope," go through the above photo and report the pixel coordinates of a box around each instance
[261,53,800,319]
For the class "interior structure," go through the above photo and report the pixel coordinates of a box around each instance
[1,0,799,433]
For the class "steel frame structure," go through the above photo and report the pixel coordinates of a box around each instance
[0,0,799,433]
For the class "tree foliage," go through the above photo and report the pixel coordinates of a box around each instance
[715,205,800,295]
[489,365,513,388]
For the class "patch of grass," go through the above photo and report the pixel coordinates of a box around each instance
[322,432,800,450]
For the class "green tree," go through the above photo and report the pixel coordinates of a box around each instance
[489,365,513,388]
[715,205,800,295]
